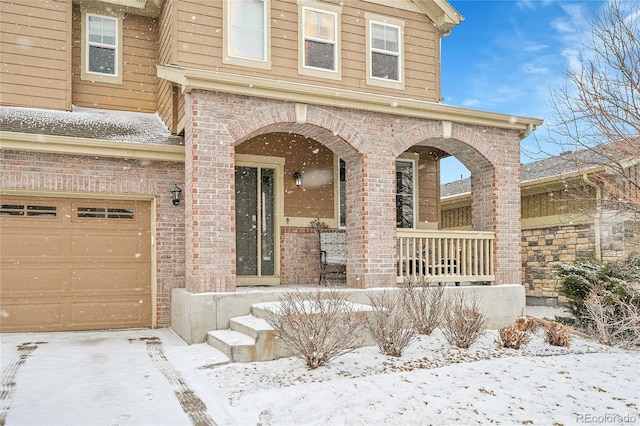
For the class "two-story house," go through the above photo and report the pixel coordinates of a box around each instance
[1,0,542,342]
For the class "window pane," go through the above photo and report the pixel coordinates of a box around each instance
[305,40,334,70]
[396,161,414,228]
[88,16,116,46]
[372,23,398,53]
[88,46,115,74]
[229,0,265,60]
[372,52,398,80]
[304,9,335,41]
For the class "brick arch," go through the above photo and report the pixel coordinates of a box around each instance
[397,121,500,174]
[226,103,365,158]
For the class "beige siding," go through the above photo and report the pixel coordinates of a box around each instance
[71,6,159,113]
[170,0,441,102]
[157,0,178,131]
[0,0,72,110]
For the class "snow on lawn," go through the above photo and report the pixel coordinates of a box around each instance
[171,328,639,426]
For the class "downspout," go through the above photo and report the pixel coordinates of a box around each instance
[582,173,602,261]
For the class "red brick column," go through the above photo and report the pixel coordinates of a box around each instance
[345,153,398,288]
[184,90,236,293]
[469,133,522,285]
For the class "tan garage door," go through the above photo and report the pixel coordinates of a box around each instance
[0,196,152,332]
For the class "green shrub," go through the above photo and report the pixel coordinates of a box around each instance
[556,254,640,330]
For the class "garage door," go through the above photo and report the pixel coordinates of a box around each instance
[0,196,152,332]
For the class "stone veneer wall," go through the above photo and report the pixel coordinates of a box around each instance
[522,223,595,304]
[522,217,640,306]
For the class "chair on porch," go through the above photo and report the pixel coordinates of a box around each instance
[318,231,346,285]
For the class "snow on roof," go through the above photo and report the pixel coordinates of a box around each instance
[0,106,184,146]
[441,142,634,198]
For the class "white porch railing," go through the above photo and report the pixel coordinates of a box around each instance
[397,229,495,284]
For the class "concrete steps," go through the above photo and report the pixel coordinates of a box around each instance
[207,300,375,363]
[206,303,293,362]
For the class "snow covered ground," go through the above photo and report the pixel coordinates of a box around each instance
[2,306,638,426]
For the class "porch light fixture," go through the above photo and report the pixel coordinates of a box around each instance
[293,171,302,188]
[171,184,182,206]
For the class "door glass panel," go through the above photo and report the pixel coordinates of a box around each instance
[235,166,258,275]
[261,169,275,275]
[235,166,276,277]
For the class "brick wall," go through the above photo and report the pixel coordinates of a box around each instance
[280,228,348,285]
[1,149,184,327]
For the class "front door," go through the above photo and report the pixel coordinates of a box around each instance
[235,158,282,285]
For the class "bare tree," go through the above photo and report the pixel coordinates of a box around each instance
[545,1,640,213]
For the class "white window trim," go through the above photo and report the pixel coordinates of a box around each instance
[223,0,272,70]
[365,13,404,90]
[297,0,342,81]
[81,10,123,85]
[396,157,417,229]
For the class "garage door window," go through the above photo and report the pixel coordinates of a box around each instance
[77,206,135,220]
[0,204,58,217]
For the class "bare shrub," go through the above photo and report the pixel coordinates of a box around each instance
[496,317,539,349]
[264,289,367,369]
[367,290,415,357]
[440,292,487,349]
[400,276,445,335]
[583,285,640,347]
[545,322,571,347]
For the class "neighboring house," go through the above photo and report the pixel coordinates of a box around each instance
[1,0,542,340]
[441,143,640,306]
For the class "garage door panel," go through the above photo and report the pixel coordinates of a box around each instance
[1,232,65,258]
[0,302,66,331]
[71,266,150,293]
[70,299,151,329]
[70,233,149,258]
[0,196,152,332]
[1,267,67,294]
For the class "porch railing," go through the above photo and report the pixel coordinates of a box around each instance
[397,229,495,284]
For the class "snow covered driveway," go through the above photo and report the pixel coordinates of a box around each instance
[0,329,225,426]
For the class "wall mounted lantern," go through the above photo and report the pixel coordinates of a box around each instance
[293,171,302,188]
[171,184,182,206]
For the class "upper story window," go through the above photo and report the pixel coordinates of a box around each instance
[366,14,404,90]
[298,1,341,80]
[87,15,117,75]
[81,10,123,84]
[224,0,271,69]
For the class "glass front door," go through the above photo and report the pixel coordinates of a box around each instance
[235,166,276,278]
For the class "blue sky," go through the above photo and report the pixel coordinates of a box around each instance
[439,0,607,183]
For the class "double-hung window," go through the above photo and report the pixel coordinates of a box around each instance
[81,11,122,84]
[366,14,404,89]
[299,3,341,80]
[225,0,271,69]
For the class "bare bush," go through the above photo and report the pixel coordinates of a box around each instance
[583,285,640,347]
[545,322,571,347]
[264,289,367,369]
[496,317,539,350]
[440,292,487,349]
[367,290,415,357]
[400,276,445,335]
